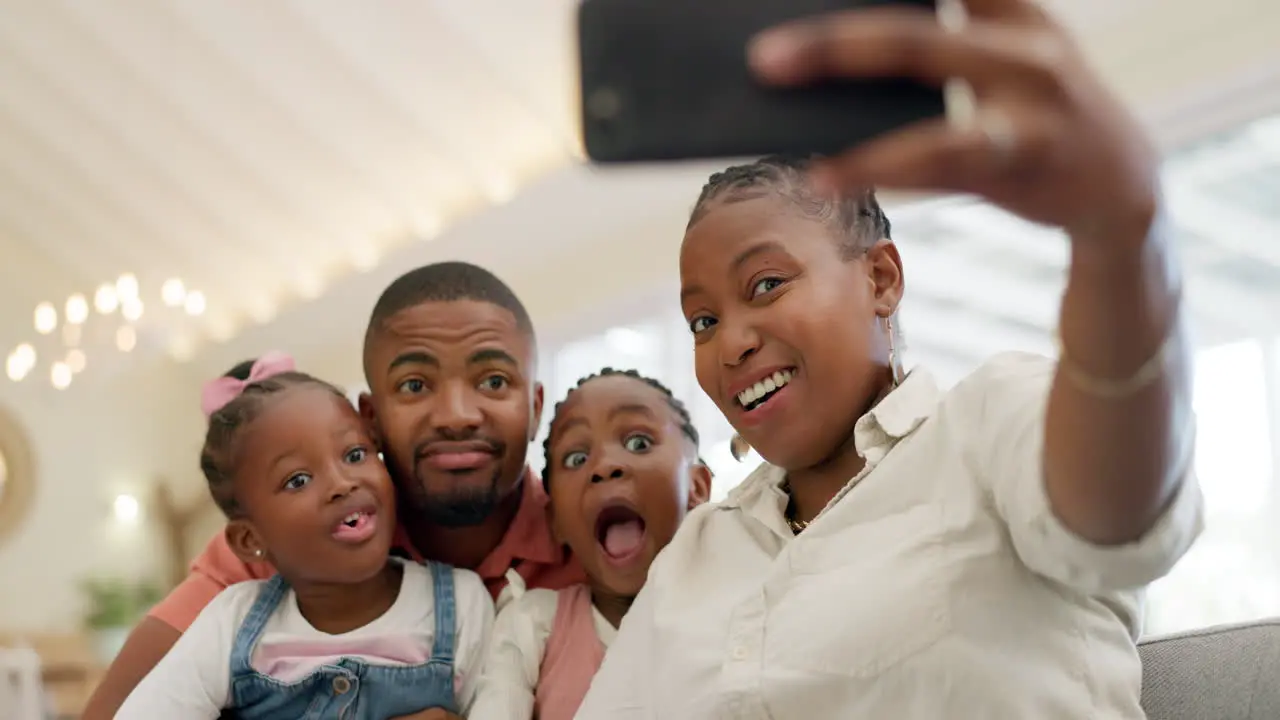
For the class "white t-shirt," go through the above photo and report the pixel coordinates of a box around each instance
[116,560,494,719]
[470,579,616,720]
[576,353,1204,719]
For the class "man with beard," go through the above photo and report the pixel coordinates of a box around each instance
[84,262,585,720]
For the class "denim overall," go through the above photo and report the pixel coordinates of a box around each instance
[227,561,459,720]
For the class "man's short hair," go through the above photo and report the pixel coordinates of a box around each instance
[363,261,536,357]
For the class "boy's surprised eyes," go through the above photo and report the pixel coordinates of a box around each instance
[623,433,653,453]
[562,450,588,470]
[558,433,656,471]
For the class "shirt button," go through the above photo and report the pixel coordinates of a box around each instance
[731,646,749,661]
[332,676,351,695]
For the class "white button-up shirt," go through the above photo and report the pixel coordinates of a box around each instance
[575,353,1203,719]
[472,576,618,720]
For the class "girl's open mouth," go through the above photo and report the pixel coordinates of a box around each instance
[331,508,378,544]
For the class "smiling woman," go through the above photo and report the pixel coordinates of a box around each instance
[0,405,35,549]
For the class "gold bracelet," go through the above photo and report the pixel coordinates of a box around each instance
[1053,319,1180,400]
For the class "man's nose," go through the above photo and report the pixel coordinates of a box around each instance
[433,381,483,434]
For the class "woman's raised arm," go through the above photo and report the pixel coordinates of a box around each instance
[748,0,1193,546]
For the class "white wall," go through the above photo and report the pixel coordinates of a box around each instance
[0,360,205,632]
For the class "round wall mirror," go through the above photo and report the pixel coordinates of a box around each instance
[0,405,35,547]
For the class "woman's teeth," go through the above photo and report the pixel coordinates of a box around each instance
[341,512,363,527]
[737,369,794,408]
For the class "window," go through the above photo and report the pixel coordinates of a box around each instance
[1144,339,1277,635]
[551,324,667,399]
[1192,341,1271,516]
[534,322,672,475]
[345,384,368,409]
[704,439,762,503]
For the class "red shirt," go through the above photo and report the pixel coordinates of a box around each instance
[150,470,585,632]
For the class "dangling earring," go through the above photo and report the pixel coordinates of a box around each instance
[886,315,904,388]
[730,434,751,462]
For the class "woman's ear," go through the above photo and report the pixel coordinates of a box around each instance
[687,462,713,511]
[865,239,904,318]
[225,519,269,566]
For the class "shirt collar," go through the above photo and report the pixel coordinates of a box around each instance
[722,366,943,511]
[474,468,562,581]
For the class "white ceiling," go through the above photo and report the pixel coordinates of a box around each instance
[2,0,1280,394]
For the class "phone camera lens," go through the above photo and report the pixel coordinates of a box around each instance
[587,87,621,121]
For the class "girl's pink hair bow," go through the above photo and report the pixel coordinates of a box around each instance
[200,351,296,418]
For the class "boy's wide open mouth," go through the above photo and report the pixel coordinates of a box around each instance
[593,500,647,567]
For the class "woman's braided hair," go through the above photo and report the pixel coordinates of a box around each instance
[541,367,702,487]
[200,360,347,518]
[689,154,905,344]
[688,154,891,259]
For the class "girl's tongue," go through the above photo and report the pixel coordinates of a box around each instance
[602,519,645,559]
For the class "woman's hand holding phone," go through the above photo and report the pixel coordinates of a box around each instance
[749,0,1159,245]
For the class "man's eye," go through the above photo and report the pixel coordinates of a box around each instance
[398,378,426,394]
[479,375,508,392]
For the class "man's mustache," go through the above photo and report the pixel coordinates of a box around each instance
[412,436,504,462]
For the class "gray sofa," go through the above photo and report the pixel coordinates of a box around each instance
[1139,618,1280,719]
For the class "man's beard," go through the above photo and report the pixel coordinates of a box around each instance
[401,466,504,528]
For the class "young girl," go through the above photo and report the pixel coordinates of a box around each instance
[116,353,494,720]
[469,368,711,720]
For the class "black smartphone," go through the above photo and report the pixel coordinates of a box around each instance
[577,0,944,163]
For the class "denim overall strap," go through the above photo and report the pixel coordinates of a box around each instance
[228,575,290,677]
[427,561,457,664]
